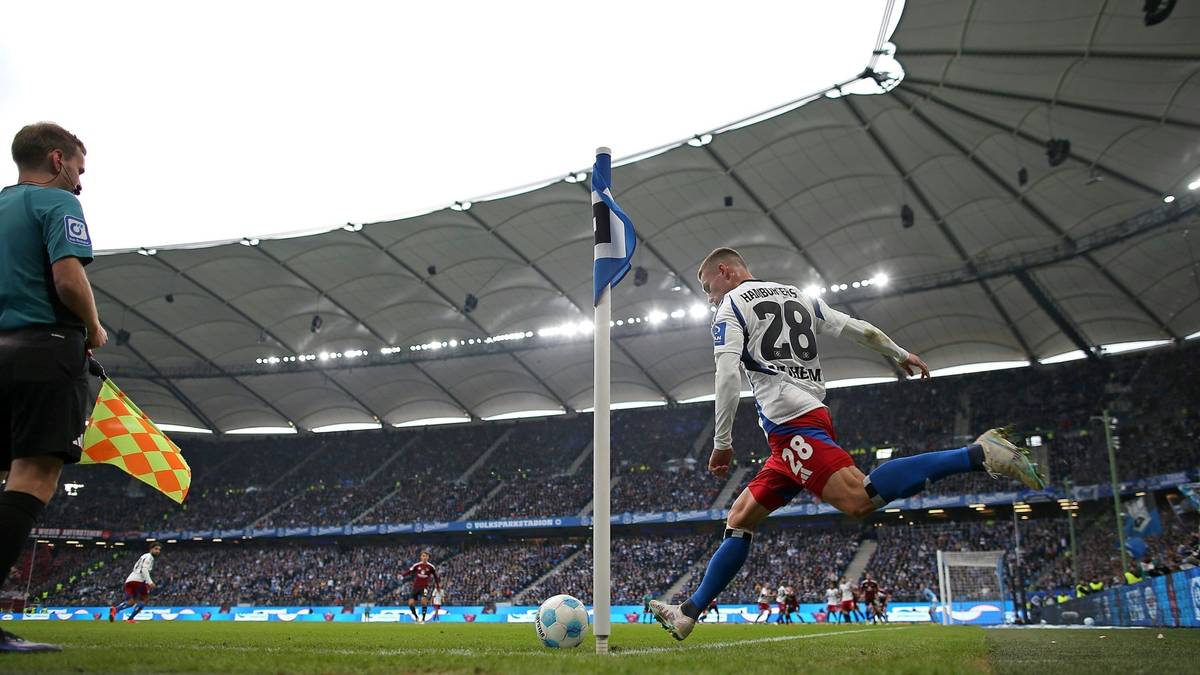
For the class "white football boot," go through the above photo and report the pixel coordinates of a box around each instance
[649,600,696,641]
[975,428,1046,489]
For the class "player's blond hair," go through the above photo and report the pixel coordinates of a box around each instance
[697,247,748,281]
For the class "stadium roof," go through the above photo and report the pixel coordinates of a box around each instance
[92,0,1200,433]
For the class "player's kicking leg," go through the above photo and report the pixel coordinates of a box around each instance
[821,428,1044,520]
[407,595,419,621]
[652,419,1041,641]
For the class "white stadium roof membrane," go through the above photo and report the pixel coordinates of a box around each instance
[91,0,1200,433]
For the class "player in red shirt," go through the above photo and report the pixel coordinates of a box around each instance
[860,572,881,624]
[864,569,883,624]
[400,551,440,623]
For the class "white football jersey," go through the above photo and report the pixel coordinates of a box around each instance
[758,588,772,603]
[840,582,853,602]
[126,553,155,584]
[712,280,850,433]
[825,588,840,605]
[776,586,788,603]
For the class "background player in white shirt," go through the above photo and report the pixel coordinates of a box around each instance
[839,577,855,624]
[110,543,161,622]
[430,585,445,622]
[652,248,1045,640]
[775,583,788,624]
[824,585,840,622]
[754,585,773,623]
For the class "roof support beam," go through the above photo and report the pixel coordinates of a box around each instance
[99,317,220,432]
[1014,270,1100,362]
[152,254,471,422]
[239,247,395,423]
[355,230,570,412]
[892,88,1182,341]
[899,48,1200,62]
[900,83,1163,197]
[462,208,676,404]
[91,283,295,426]
[903,76,1200,132]
[841,96,1037,360]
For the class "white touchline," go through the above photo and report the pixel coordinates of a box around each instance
[614,627,908,656]
[61,643,554,658]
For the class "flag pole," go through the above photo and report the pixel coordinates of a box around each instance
[592,146,613,655]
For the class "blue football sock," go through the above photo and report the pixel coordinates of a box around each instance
[114,601,130,612]
[683,529,752,619]
[128,602,144,619]
[864,444,982,506]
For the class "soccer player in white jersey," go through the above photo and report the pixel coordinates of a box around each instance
[824,584,840,622]
[839,576,855,624]
[754,585,773,623]
[651,248,1044,640]
[110,543,161,622]
[774,583,788,624]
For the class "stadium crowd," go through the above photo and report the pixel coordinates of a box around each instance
[523,533,713,604]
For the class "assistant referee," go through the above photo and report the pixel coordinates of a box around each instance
[0,122,107,653]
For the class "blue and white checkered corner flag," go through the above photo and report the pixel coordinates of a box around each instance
[592,149,637,306]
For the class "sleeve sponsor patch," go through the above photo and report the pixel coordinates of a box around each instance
[712,321,727,346]
[64,215,91,246]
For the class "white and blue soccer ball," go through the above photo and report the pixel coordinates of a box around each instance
[534,594,589,649]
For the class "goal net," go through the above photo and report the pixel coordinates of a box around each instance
[935,550,1007,625]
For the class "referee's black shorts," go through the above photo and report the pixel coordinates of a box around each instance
[0,325,90,470]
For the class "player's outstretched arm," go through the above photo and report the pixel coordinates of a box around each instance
[837,314,929,379]
[710,352,741,478]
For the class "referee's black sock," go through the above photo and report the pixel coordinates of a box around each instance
[0,491,46,588]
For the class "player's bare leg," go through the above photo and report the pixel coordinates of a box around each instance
[650,488,770,641]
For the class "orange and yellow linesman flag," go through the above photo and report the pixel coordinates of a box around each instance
[80,377,191,504]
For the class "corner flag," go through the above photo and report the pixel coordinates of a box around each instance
[81,377,192,504]
[592,150,637,306]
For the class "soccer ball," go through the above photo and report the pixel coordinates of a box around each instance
[534,594,589,648]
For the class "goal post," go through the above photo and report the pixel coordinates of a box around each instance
[935,550,1008,625]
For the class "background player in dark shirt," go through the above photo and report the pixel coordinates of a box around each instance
[861,573,881,623]
[399,550,440,622]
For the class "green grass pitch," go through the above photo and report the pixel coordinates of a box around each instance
[2,622,1196,673]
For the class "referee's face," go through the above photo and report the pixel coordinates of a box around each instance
[54,148,86,196]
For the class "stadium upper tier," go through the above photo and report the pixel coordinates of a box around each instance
[38,343,1200,534]
[82,0,1200,432]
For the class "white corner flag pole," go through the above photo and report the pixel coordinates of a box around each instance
[592,146,613,655]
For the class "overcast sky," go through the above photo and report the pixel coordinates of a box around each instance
[1,1,900,252]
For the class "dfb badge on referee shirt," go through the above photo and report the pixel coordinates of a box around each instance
[64,215,91,246]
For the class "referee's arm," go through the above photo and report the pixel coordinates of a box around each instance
[52,257,107,349]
